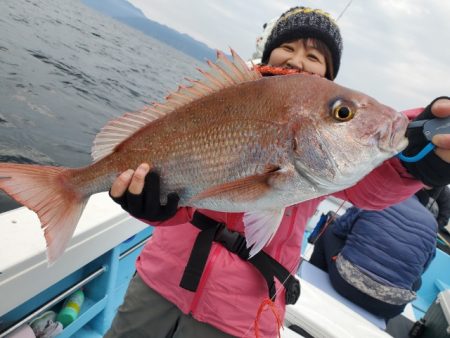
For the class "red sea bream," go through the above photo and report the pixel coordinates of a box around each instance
[0,50,409,263]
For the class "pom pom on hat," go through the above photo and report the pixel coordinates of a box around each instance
[261,7,343,79]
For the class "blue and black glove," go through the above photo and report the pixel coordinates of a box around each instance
[401,96,450,187]
[109,171,180,222]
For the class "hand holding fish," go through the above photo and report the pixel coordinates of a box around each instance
[110,164,179,222]
[111,163,150,196]
[401,96,450,187]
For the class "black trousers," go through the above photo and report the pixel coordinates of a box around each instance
[309,224,417,320]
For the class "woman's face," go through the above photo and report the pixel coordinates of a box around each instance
[268,39,327,77]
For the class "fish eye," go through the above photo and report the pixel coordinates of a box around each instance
[332,100,354,122]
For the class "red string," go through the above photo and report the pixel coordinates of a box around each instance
[252,64,321,78]
[254,298,283,338]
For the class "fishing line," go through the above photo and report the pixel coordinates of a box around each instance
[336,0,354,22]
[311,200,346,246]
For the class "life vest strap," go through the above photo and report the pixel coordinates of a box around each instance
[179,211,300,304]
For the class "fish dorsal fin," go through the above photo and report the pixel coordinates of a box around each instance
[91,49,262,162]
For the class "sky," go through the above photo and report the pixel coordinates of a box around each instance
[127,0,450,111]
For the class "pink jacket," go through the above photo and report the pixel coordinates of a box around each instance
[136,110,423,337]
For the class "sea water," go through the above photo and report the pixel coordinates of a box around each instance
[0,0,202,211]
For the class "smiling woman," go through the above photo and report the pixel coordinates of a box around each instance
[267,39,329,78]
[261,6,341,80]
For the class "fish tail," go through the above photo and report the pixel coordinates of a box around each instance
[0,163,88,264]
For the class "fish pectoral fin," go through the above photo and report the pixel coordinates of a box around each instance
[190,168,280,203]
[244,209,285,257]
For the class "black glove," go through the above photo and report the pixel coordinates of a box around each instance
[110,171,180,222]
[401,96,450,187]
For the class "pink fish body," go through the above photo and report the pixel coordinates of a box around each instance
[0,50,409,263]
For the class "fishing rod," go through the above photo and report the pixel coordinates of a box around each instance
[336,0,353,21]
[437,232,450,248]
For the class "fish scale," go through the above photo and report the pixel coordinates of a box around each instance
[155,120,288,200]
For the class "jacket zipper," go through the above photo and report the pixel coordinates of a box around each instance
[189,244,222,314]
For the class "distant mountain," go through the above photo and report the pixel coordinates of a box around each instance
[81,0,217,61]
[81,0,146,18]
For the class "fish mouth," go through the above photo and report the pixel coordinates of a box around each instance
[378,114,409,154]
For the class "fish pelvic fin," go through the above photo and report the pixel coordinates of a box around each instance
[244,209,285,257]
[0,163,87,265]
[91,49,262,162]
